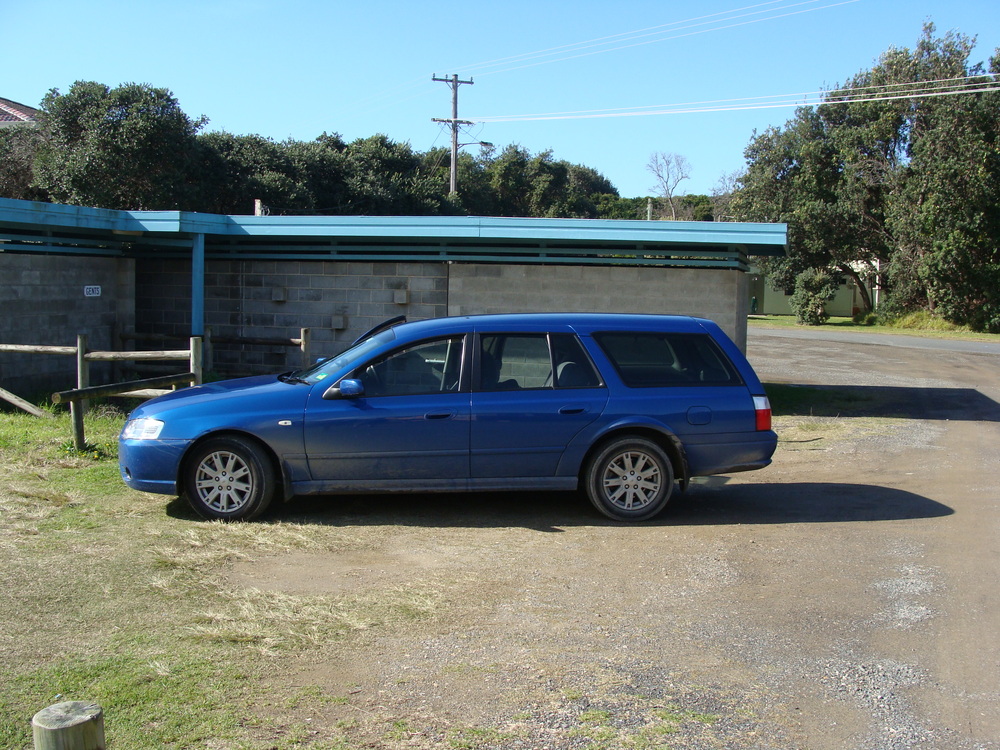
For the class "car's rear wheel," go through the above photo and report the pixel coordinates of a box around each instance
[183,436,275,521]
[584,436,673,521]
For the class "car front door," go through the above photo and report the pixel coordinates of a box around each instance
[303,335,471,487]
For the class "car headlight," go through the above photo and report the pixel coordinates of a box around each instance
[122,417,165,440]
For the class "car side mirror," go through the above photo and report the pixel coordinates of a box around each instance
[323,378,365,400]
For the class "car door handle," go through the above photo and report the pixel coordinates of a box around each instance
[559,405,586,415]
[425,410,456,420]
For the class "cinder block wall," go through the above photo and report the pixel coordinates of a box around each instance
[2,253,750,401]
[448,264,750,351]
[135,258,449,376]
[0,254,134,400]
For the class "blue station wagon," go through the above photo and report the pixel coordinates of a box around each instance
[119,313,777,521]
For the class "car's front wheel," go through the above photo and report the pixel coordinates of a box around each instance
[584,436,674,521]
[183,436,275,521]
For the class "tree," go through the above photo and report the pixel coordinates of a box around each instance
[33,81,204,210]
[484,145,535,216]
[0,125,45,201]
[284,133,350,214]
[646,152,690,220]
[341,134,443,215]
[449,146,497,216]
[711,169,743,222]
[594,194,646,220]
[732,110,873,302]
[195,132,303,214]
[731,25,1000,323]
[14,79,630,223]
[678,194,713,221]
[884,37,1000,330]
[790,269,842,325]
[478,147,619,218]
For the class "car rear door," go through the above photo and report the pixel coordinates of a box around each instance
[470,331,608,479]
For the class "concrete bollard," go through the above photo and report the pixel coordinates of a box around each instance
[32,701,105,750]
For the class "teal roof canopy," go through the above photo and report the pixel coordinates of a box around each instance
[0,197,786,270]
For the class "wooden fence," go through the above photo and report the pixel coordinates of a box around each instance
[1,328,312,450]
[0,335,201,450]
[121,326,312,373]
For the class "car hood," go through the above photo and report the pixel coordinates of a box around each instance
[127,375,307,421]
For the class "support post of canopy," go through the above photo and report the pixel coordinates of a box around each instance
[191,233,205,337]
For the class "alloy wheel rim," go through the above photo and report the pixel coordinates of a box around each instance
[195,450,254,512]
[601,450,661,510]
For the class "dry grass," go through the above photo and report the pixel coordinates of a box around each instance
[0,409,448,749]
[774,414,911,450]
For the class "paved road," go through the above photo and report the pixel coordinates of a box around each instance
[739,325,1000,749]
[749,323,1000,355]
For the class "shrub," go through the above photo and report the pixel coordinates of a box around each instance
[790,269,841,325]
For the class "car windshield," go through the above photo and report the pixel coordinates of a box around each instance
[293,329,396,384]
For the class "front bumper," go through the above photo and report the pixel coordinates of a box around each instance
[118,438,193,496]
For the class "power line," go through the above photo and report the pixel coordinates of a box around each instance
[450,0,805,73]
[447,0,862,78]
[468,76,1000,123]
[346,1,862,125]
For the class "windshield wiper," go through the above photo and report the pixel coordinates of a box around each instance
[278,371,310,384]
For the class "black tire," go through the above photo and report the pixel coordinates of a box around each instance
[183,436,276,521]
[584,436,674,521]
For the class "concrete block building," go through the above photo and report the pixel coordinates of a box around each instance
[0,197,786,399]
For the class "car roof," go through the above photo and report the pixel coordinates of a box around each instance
[392,313,713,337]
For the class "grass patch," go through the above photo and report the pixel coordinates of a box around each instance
[0,651,251,749]
[749,313,1000,342]
[186,584,441,652]
[651,706,718,726]
[578,709,612,724]
[0,385,888,748]
[764,382,911,446]
[765,382,874,418]
[0,410,445,749]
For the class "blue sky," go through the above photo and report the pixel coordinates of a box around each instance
[4,0,999,198]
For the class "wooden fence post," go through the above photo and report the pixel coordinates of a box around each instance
[32,701,105,750]
[190,337,203,385]
[71,334,89,450]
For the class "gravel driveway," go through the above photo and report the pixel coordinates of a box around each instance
[234,327,1000,749]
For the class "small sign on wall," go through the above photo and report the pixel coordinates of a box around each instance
[84,285,102,297]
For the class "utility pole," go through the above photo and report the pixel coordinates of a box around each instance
[432,74,474,195]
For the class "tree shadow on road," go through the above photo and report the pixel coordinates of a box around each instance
[767,382,1000,422]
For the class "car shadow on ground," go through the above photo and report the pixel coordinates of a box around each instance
[669,478,953,524]
[769,383,1000,422]
[168,481,952,529]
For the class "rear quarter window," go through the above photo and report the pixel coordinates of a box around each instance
[593,332,743,387]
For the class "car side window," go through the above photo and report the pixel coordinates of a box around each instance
[550,333,602,388]
[356,337,464,396]
[480,334,549,390]
[593,332,742,387]
[478,333,602,391]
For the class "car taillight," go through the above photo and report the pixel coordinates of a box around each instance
[753,395,772,431]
